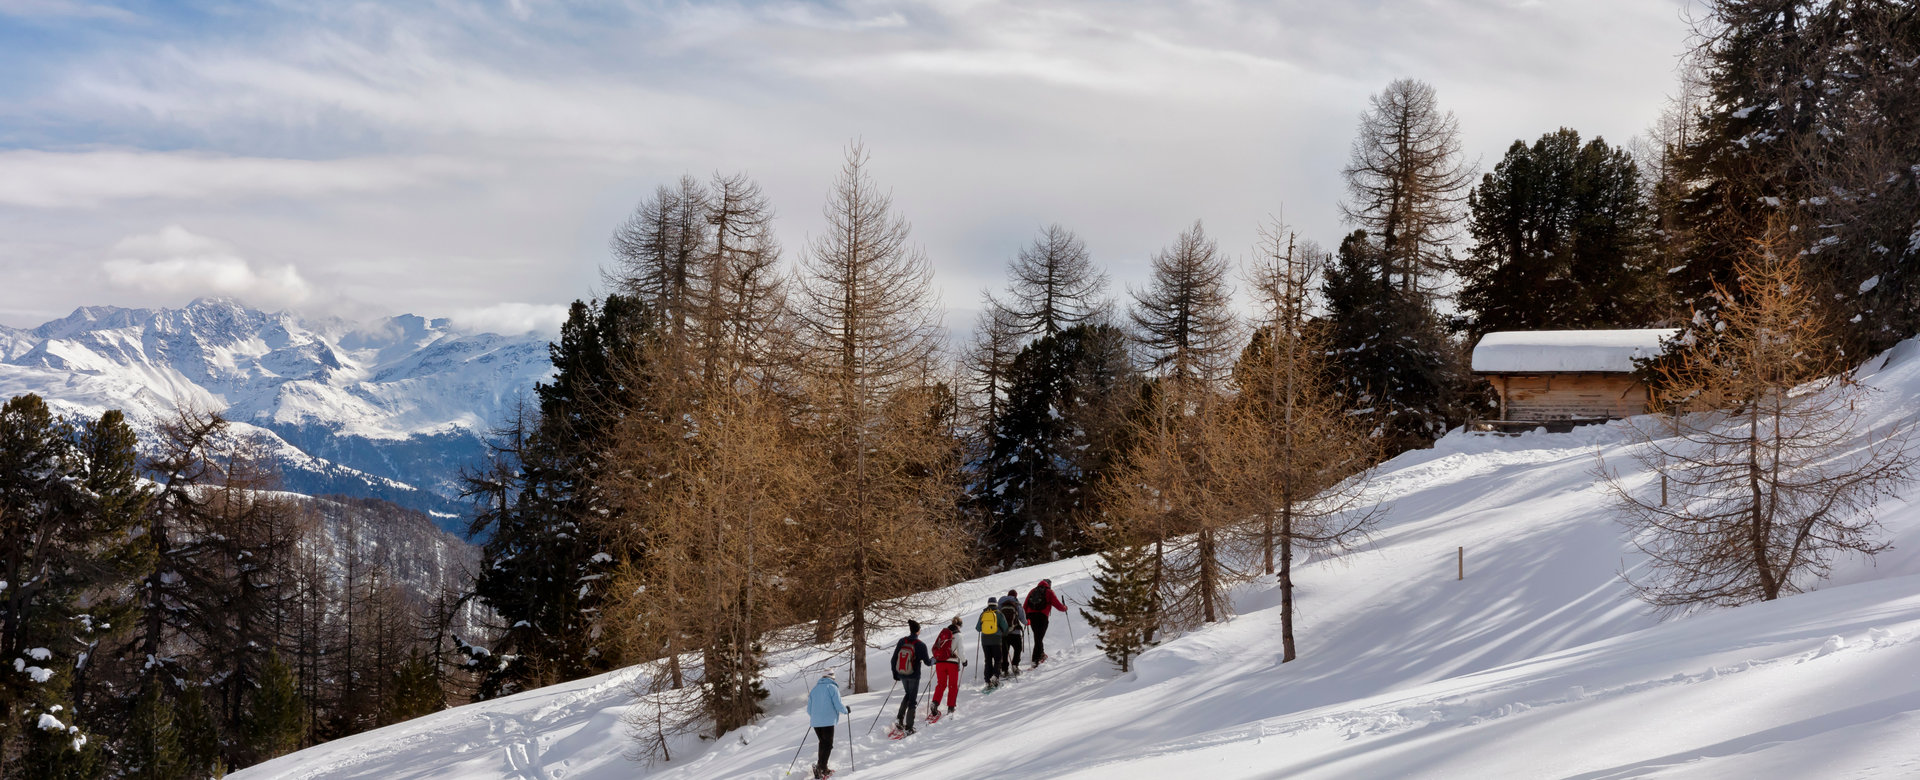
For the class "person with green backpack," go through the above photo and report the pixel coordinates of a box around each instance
[975,597,1006,687]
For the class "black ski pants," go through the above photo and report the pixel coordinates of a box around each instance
[1007,631,1024,669]
[1029,613,1050,661]
[982,640,1004,684]
[895,673,922,726]
[814,725,834,776]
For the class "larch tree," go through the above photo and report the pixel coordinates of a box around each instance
[1223,221,1383,662]
[1129,220,1238,402]
[1005,223,1109,336]
[609,175,709,351]
[607,385,806,751]
[1341,78,1475,295]
[1113,221,1239,628]
[790,142,965,693]
[1604,223,1917,609]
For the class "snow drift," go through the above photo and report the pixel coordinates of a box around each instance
[233,340,1920,779]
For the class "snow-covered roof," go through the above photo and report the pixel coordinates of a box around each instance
[1471,329,1677,374]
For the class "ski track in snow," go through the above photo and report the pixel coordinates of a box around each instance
[235,341,1920,780]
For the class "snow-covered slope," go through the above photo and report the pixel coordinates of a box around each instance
[0,298,552,522]
[233,342,1920,780]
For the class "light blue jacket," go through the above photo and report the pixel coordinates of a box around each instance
[807,676,847,728]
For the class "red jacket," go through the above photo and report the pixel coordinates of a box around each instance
[1024,584,1067,616]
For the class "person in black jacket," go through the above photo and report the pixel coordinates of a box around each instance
[997,592,1028,676]
[890,620,934,734]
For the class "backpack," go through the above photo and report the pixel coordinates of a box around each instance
[999,604,1022,634]
[1025,585,1050,613]
[893,638,917,677]
[980,607,999,635]
[932,628,955,661]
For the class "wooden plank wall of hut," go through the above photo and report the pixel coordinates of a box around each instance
[1487,374,1650,421]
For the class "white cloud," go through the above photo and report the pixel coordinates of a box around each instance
[101,226,313,311]
[444,302,570,337]
[0,0,1696,329]
[0,150,482,209]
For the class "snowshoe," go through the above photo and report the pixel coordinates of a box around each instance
[980,683,999,695]
[926,708,943,724]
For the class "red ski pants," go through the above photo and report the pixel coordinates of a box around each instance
[932,661,960,708]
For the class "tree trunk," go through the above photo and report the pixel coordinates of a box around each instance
[1746,399,1779,600]
[1279,508,1297,663]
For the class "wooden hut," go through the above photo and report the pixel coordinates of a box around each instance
[1470,329,1676,432]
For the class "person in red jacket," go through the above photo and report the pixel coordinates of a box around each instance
[928,616,966,719]
[1024,579,1068,666]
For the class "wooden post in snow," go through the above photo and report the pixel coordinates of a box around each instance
[1458,546,1464,581]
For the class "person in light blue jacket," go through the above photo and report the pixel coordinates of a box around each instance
[807,670,850,778]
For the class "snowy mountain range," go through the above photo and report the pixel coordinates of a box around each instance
[0,297,554,528]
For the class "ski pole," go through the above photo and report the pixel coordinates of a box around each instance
[1065,603,1076,646]
[784,725,810,777]
[846,706,855,773]
[867,680,897,734]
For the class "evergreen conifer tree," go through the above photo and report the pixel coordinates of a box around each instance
[173,687,222,779]
[123,681,185,780]
[983,324,1138,566]
[1665,1,1920,354]
[465,295,652,698]
[377,651,444,727]
[1459,128,1661,337]
[244,651,306,761]
[1080,542,1159,673]
[1322,231,1462,454]
[0,396,146,766]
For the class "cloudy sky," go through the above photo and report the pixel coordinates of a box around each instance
[0,0,1695,335]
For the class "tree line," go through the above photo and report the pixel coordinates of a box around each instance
[0,0,1892,769]
[460,5,1920,752]
[0,401,483,778]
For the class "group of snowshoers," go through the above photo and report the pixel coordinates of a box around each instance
[804,578,1068,778]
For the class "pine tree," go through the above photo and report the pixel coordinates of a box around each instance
[982,323,1139,566]
[464,295,651,698]
[123,680,185,780]
[172,687,222,778]
[1664,1,1920,354]
[378,651,444,727]
[1079,542,1159,673]
[0,397,145,767]
[1459,128,1662,337]
[1323,230,1462,455]
[244,651,306,762]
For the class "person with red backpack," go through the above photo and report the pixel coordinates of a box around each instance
[1024,579,1068,666]
[889,621,933,736]
[928,616,966,721]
